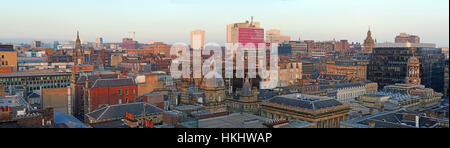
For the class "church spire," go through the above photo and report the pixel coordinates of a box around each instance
[74,30,84,65]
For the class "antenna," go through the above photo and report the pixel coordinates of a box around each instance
[250,16,254,27]
[129,32,136,40]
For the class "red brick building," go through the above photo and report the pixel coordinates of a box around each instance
[87,78,138,113]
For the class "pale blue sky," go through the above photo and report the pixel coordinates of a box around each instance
[0,0,448,47]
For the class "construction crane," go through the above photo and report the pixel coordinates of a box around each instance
[128,31,136,40]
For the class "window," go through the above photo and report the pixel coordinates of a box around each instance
[126,89,129,95]
[119,99,122,104]
[118,90,122,95]
[126,98,129,103]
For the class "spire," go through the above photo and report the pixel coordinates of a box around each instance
[77,30,79,39]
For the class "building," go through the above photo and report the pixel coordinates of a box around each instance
[289,41,308,57]
[121,38,138,50]
[326,60,368,80]
[110,54,123,67]
[141,93,165,110]
[368,43,445,92]
[362,29,375,53]
[85,102,164,127]
[227,18,264,48]
[73,73,118,120]
[395,33,420,43]
[135,73,159,97]
[341,109,443,128]
[181,112,272,128]
[321,83,367,104]
[140,42,172,56]
[73,31,85,65]
[262,119,315,128]
[444,59,449,98]
[226,78,260,114]
[0,72,71,94]
[266,29,290,44]
[30,40,42,49]
[405,56,421,85]
[0,107,54,128]
[191,30,205,50]
[359,84,442,113]
[41,87,71,114]
[200,73,227,114]
[227,18,261,43]
[0,45,18,73]
[278,60,302,87]
[53,112,88,128]
[85,78,138,116]
[260,94,351,128]
[96,37,103,47]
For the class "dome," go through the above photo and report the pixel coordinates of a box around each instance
[202,71,224,88]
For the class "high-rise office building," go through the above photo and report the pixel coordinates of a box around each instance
[226,18,265,90]
[395,33,420,43]
[121,38,137,49]
[190,30,205,50]
[96,37,103,45]
[53,41,59,49]
[226,18,263,46]
[31,40,42,49]
[368,43,445,92]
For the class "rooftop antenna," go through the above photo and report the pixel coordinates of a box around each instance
[250,16,254,27]
[129,31,136,40]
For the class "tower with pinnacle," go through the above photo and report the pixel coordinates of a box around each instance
[363,27,375,53]
[74,31,84,65]
[405,56,421,85]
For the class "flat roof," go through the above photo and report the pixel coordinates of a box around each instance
[0,72,72,78]
[197,113,272,128]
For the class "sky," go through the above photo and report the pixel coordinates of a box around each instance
[0,0,449,47]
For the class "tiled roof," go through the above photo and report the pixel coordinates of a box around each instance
[265,94,343,110]
[86,102,164,121]
[91,78,135,88]
[341,109,440,128]
[76,74,118,84]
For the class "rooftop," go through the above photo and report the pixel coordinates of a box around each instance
[86,102,164,121]
[53,112,88,128]
[196,113,272,128]
[341,109,439,128]
[264,94,343,110]
[374,43,436,48]
[0,72,72,78]
[91,78,136,88]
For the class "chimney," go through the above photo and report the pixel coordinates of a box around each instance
[85,77,90,89]
[415,116,420,128]
[369,120,376,128]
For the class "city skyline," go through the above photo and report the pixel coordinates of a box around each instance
[0,0,449,47]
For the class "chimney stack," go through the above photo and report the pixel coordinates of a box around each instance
[369,120,376,128]
[415,116,420,128]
